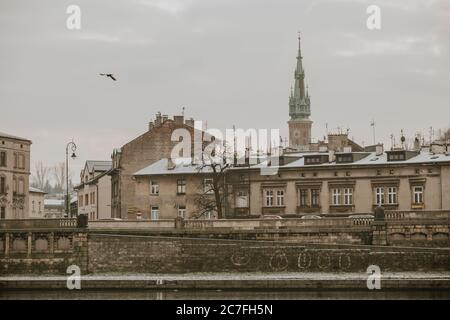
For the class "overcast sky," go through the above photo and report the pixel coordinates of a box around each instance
[1,0,449,183]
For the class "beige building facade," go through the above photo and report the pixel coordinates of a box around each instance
[134,146,450,219]
[75,160,112,221]
[0,132,31,219]
[28,187,46,218]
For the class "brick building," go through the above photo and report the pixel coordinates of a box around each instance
[110,113,210,219]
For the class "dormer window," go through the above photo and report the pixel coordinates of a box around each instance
[304,154,328,165]
[336,154,353,163]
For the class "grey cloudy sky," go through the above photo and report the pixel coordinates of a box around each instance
[1,0,449,183]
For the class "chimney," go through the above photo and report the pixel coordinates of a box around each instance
[155,112,162,126]
[148,121,153,131]
[375,144,383,156]
[328,150,335,163]
[162,114,168,123]
[174,115,184,125]
[185,118,195,127]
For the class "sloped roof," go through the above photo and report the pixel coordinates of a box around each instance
[85,160,112,173]
[134,158,214,176]
[29,187,46,194]
[0,131,31,143]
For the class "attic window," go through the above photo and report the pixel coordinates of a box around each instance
[336,154,353,163]
[387,152,406,161]
[305,156,322,165]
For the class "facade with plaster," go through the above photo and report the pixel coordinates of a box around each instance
[0,132,31,219]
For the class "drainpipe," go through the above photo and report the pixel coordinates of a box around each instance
[96,183,99,220]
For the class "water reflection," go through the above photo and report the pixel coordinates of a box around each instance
[2,289,450,300]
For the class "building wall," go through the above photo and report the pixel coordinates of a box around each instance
[0,136,31,219]
[288,119,312,149]
[111,117,208,219]
[136,161,450,218]
[77,174,111,220]
[227,162,449,216]
[28,192,45,218]
[134,174,207,219]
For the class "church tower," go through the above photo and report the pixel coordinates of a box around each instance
[288,34,312,149]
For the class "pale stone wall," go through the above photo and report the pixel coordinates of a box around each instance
[0,135,31,219]
[77,174,111,220]
[28,192,45,218]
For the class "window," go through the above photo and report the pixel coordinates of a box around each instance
[92,192,95,204]
[311,189,320,207]
[38,201,42,213]
[235,190,248,208]
[18,178,24,194]
[299,189,308,207]
[177,205,186,218]
[387,187,397,204]
[0,151,6,167]
[79,195,83,207]
[13,177,17,193]
[332,189,341,205]
[0,176,6,194]
[276,190,284,206]
[344,188,353,205]
[375,187,384,205]
[19,154,25,169]
[32,200,35,212]
[413,186,424,204]
[204,178,214,194]
[85,194,89,206]
[151,206,159,220]
[265,190,274,207]
[0,206,5,219]
[13,153,17,168]
[150,181,159,195]
[177,179,186,194]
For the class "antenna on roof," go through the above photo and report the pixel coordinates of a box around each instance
[370,119,376,145]
[181,106,185,117]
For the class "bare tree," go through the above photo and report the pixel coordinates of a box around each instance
[193,143,233,219]
[31,161,50,191]
[52,162,66,193]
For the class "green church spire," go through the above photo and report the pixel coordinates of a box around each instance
[289,34,311,120]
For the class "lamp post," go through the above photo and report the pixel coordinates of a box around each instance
[66,141,77,218]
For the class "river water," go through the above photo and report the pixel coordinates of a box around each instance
[2,289,450,300]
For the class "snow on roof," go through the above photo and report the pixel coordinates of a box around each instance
[29,187,46,194]
[44,199,64,207]
[0,131,31,143]
[235,150,450,171]
[133,151,450,176]
[86,160,112,173]
[134,158,214,176]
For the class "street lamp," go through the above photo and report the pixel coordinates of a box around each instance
[66,141,77,218]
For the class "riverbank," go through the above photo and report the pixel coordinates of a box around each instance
[2,272,450,291]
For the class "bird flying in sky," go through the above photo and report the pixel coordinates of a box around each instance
[99,73,117,81]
